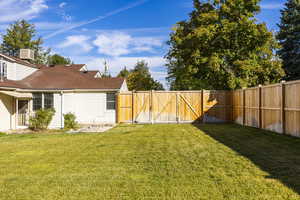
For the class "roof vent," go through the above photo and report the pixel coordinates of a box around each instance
[19,49,34,60]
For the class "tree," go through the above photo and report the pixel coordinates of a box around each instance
[102,61,111,78]
[277,0,300,81]
[48,54,72,65]
[126,61,164,91]
[166,0,284,90]
[117,67,130,78]
[0,20,49,64]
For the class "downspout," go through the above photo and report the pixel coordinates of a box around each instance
[60,91,64,129]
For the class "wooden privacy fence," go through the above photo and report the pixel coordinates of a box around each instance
[233,80,300,138]
[117,80,300,138]
[117,90,232,124]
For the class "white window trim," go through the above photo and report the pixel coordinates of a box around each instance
[106,93,116,111]
[33,93,54,111]
[0,60,7,79]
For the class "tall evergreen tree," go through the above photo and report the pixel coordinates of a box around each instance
[102,61,111,78]
[277,0,300,80]
[0,20,48,64]
[166,0,284,90]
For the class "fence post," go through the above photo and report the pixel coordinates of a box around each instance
[116,93,119,123]
[132,91,135,124]
[258,85,262,129]
[242,88,246,126]
[176,92,179,123]
[201,89,205,123]
[151,90,154,124]
[281,81,286,134]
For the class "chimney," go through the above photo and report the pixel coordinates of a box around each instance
[19,49,35,60]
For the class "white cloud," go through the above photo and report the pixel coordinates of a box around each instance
[93,32,163,57]
[63,55,168,87]
[0,0,48,23]
[74,56,165,73]
[260,3,283,10]
[59,2,67,8]
[58,35,93,52]
[84,56,167,86]
[44,0,149,39]
[35,22,74,30]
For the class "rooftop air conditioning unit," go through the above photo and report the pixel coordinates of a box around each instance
[19,49,35,60]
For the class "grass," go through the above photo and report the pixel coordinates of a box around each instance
[0,124,299,200]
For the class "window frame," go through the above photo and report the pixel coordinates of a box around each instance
[32,93,54,111]
[33,93,43,111]
[106,93,116,111]
[0,61,7,79]
[44,93,54,109]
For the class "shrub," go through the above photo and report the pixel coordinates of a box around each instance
[64,112,79,130]
[29,108,55,130]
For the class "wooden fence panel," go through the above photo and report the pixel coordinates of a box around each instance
[261,84,282,133]
[285,81,300,137]
[117,92,133,123]
[133,92,151,123]
[203,90,232,123]
[232,90,243,125]
[244,88,259,128]
[178,92,202,122]
[152,92,177,123]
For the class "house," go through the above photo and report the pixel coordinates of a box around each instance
[0,50,128,131]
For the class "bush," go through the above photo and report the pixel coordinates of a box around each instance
[64,112,79,130]
[29,108,55,131]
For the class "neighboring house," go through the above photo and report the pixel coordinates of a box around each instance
[0,51,128,131]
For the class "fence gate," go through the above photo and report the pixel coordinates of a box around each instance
[117,90,232,124]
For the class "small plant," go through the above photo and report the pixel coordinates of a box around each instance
[64,112,79,130]
[0,132,6,137]
[29,108,55,131]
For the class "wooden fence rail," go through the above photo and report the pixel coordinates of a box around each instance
[117,80,300,138]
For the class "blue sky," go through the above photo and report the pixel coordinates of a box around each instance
[0,0,286,87]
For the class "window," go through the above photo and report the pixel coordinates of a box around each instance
[44,93,54,109]
[33,93,42,111]
[0,61,7,79]
[106,93,116,110]
[33,93,54,111]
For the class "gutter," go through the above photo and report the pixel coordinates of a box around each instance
[0,87,120,93]
[60,91,64,129]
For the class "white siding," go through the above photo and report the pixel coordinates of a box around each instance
[49,93,63,129]
[6,62,17,80]
[15,63,37,80]
[120,80,129,92]
[0,94,13,131]
[65,92,116,124]
[49,92,116,129]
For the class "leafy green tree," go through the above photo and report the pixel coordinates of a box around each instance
[0,20,49,64]
[48,54,72,65]
[166,0,284,90]
[126,60,164,91]
[117,67,130,78]
[277,0,300,81]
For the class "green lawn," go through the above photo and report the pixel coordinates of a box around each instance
[0,124,299,200]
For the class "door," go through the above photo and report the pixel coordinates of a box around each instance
[18,100,29,126]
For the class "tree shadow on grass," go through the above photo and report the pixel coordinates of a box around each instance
[193,123,300,195]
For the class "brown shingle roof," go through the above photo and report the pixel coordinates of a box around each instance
[83,70,100,78]
[0,65,124,90]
